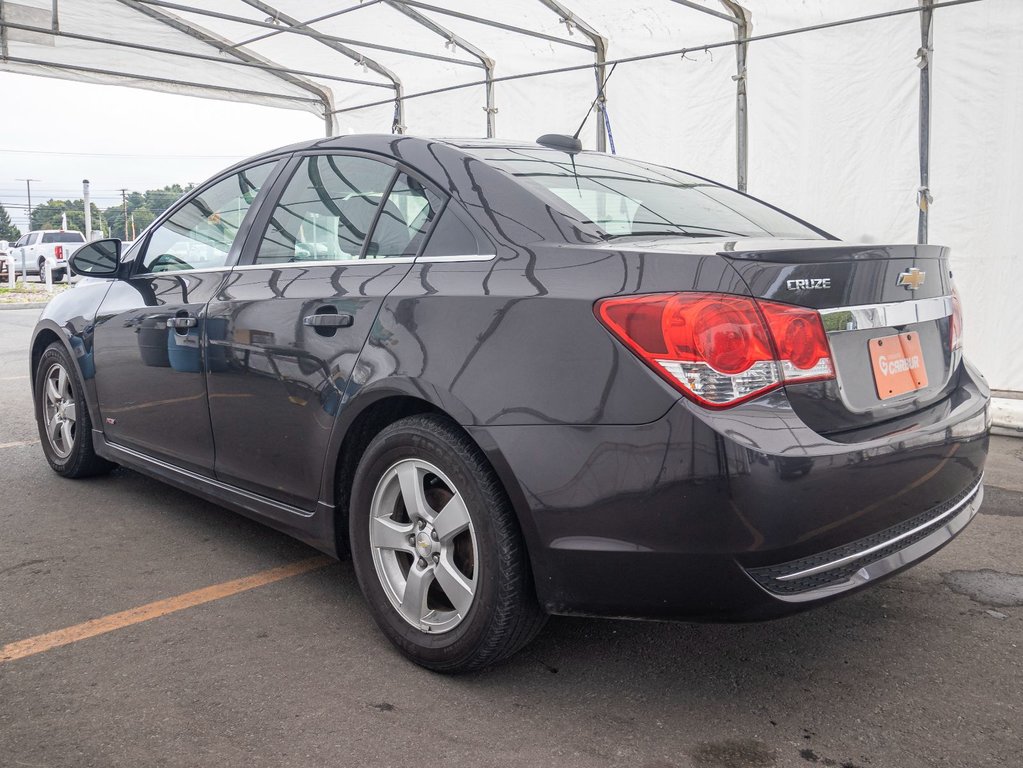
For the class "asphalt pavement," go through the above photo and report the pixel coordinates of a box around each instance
[1,306,1020,768]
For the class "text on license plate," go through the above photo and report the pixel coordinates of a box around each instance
[868,332,928,400]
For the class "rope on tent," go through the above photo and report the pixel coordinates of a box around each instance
[602,105,616,154]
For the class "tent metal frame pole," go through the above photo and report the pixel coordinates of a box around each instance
[0,19,393,89]
[1,54,323,105]
[117,0,337,134]
[384,1,497,138]
[238,0,403,135]
[134,0,474,68]
[232,1,385,49]
[720,1,752,193]
[537,0,607,152]
[0,0,9,60]
[918,0,934,244]
[397,1,594,52]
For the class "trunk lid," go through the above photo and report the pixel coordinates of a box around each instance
[719,240,956,434]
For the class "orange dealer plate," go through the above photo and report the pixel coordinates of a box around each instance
[868,332,929,400]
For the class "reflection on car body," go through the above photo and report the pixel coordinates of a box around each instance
[30,135,989,672]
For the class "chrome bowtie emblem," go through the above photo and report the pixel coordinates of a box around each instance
[897,267,926,290]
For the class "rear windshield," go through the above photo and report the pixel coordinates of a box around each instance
[42,232,85,243]
[469,147,821,240]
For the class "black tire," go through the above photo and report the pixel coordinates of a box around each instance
[349,414,546,672]
[37,263,46,283]
[53,269,67,282]
[35,342,116,478]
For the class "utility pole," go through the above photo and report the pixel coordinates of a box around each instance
[119,189,129,240]
[17,178,40,230]
[83,180,92,240]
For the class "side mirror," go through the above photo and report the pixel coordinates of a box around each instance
[69,239,122,278]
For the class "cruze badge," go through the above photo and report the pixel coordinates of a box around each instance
[897,267,926,290]
[786,278,831,291]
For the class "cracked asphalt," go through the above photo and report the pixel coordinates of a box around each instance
[1,306,1020,768]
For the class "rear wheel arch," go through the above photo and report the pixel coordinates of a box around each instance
[330,394,443,556]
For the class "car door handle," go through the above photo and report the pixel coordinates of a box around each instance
[303,312,354,328]
[166,317,198,329]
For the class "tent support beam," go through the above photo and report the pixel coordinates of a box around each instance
[537,0,608,152]
[0,19,393,90]
[233,1,383,49]
[397,1,594,52]
[1,54,323,105]
[134,0,480,68]
[384,1,497,137]
[117,0,336,134]
[720,1,752,192]
[917,0,934,244]
[238,0,403,134]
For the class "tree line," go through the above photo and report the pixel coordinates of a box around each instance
[0,183,193,242]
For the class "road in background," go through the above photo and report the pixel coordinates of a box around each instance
[1,307,1020,768]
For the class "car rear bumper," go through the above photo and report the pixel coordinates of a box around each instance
[471,361,990,620]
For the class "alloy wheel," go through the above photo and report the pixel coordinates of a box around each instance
[42,362,76,459]
[369,458,478,634]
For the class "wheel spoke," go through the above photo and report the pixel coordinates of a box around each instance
[399,565,434,625]
[60,419,73,450]
[57,367,69,399]
[46,377,60,404]
[48,415,62,443]
[63,402,77,424]
[434,558,475,616]
[432,492,471,542]
[370,516,414,552]
[396,461,432,522]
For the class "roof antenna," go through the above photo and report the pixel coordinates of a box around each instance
[537,61,618,154]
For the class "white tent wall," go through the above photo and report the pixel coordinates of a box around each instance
[928,0,1023,397]
[742,5,920,244]
[2,0,1019,399]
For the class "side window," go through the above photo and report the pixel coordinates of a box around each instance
[366,173,442,259]
[140,162,274,273]
[27,233,39,245]
[254,155,395,265]
[253,155,441,264]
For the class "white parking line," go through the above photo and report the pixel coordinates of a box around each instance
[0,375,28,381]
[0,440,39,449]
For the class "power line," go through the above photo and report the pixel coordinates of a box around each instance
[0,148,248,159]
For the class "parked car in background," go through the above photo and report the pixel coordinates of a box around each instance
[31,135,990,672]
[8,230,86,282]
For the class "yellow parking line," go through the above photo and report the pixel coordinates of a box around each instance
[0,439,39,449]
[0,555,332,663]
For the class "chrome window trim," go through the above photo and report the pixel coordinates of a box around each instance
[819,295,952,333]
[416,253,495,263]
[232,257,417,271]
[133,266,232,277]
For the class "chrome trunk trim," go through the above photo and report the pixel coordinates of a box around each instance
[819,295,952,333]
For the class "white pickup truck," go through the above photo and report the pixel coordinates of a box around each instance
[7,230,87,282]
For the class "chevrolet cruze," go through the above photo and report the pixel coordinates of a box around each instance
[32,135,989,671]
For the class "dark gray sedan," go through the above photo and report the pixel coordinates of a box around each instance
[31,135,989,671]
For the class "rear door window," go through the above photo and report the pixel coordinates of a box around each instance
[252,155,441,265]
[139,162,275,273]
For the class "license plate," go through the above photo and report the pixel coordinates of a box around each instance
[869,332,928,400]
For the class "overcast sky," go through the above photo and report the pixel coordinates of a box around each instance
[1,72,325,233]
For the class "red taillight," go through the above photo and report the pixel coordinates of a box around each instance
[55,246,64,260]
[595,292,835,408]
[950,286,963,352]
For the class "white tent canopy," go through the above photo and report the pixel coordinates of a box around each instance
[3,0,1022,398]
